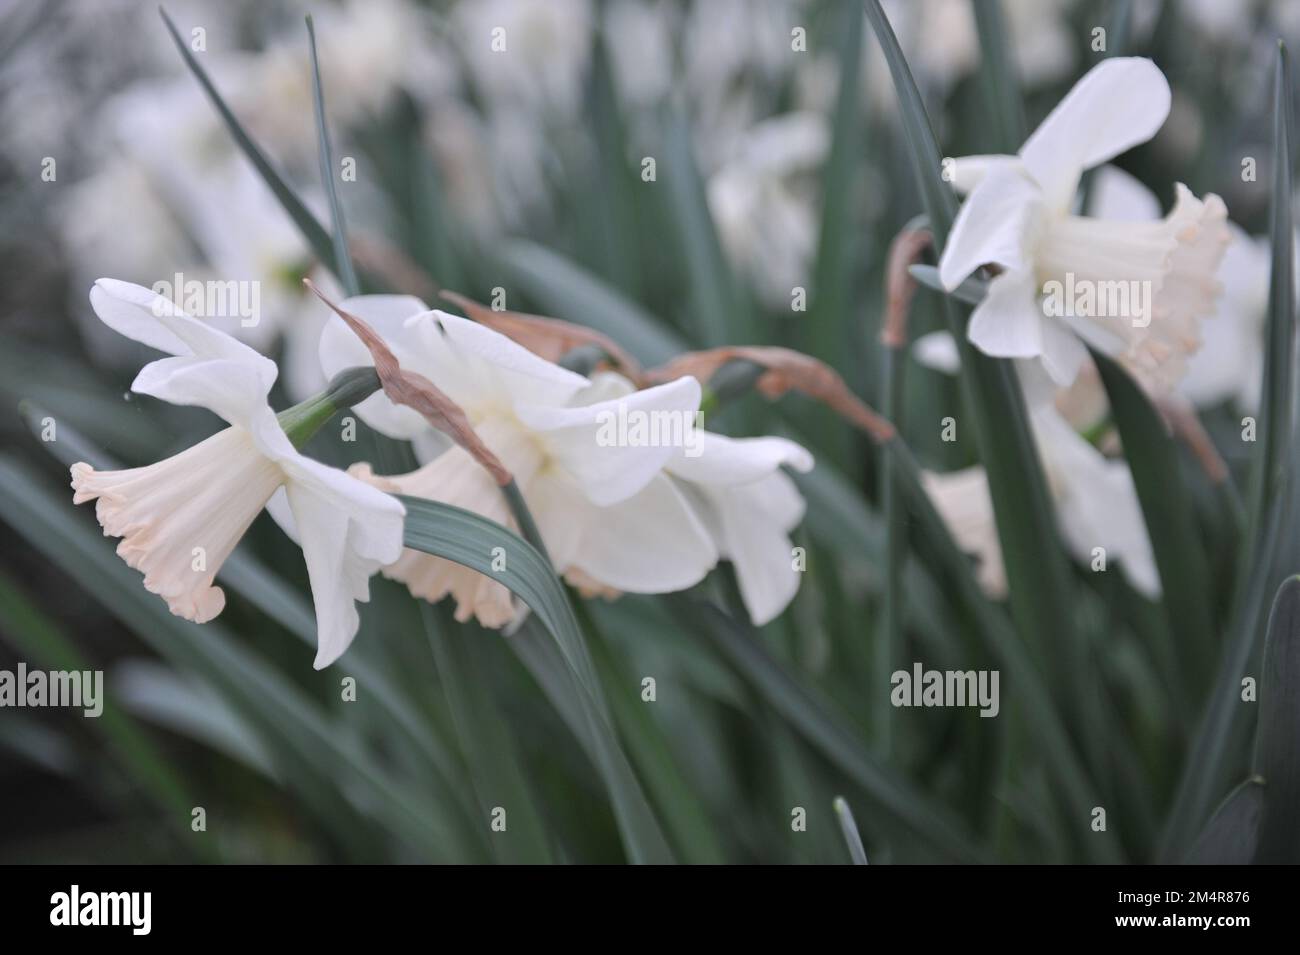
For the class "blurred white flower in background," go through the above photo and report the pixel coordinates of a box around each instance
[50,0,434,398]
[707,111,830,309]
[683,0,804,166]
[603,0,676,109]
[914,340,1159,598]
[870,0,1074,113]
[939,58,1230,391]
[453,0,592,118]
[71,280,405,668]
[921,466,1007,596]
[429,0,592,231]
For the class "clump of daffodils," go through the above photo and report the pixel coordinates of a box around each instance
[317,294,815,629]
[71,274,822,669]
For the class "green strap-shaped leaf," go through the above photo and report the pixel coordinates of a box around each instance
[972,0,1027,149]
[508,618,675,864]
[0,573,214,859]
[833,796,870,865]
[420,608,554,864]
[580,605,726,864]
[861,1,955,235]
[1091,349,1216,690]
[305,15,360,296]
[399,496,599,697]
[399,496,675,863]
[662,109,742,347]
[808,0,866,378]
[1253,576,1300,862]
[674,594,987,862]
[1187,778,1263,864]
[877,342,905,757]
[0,456,477,861]
[886,437,1120,862]
[1163,43,1296,857]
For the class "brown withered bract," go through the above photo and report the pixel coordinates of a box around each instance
[303,279,512,486]
[883,226,932,349]
[647,345,896,443]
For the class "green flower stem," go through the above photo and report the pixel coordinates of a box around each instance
[500,478,549,561]
[277,366,381,449]
[877,344,904,758]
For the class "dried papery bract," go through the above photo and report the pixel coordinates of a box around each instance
[648,345,896,443]
[304,278,511,485]
[883,226,933,349]
[440,289,644,384]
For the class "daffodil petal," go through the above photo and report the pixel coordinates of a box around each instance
[1089,165,1161,221]
[1036,409,1159,599]
[91,278,275,378]
[317,293,431,379]
[947,154,1020,194]
[435,311,590,410]
[91,279,279,423]
[518,375,703,506]
[1019,58,1170,213]
[938,167,1041,289]
[966,267,1045,360]
[708,471,806,626]
[316,294,438,440]
[912,330,962,375]
[279,456,406,669]
[667,432,812,486]
[1039,317,1089,387]
[565,474,717,593]
[131,355,275,432]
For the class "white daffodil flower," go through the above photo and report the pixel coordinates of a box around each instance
[319,299,719,627]
[938,57,1229,391]
[580,371,815,626]
[71,279,405,669]
[707,111,829,309]
[913,339,1158,598]
[914,326,1110,434]
[922,403,1159,599]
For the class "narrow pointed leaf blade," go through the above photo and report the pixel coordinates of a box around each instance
[1163,44,1296,856]
[399,497,675,863]
[1253,577,1300,862]
[305,15,359,296]
[160,7,338,276]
